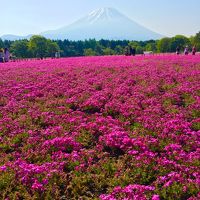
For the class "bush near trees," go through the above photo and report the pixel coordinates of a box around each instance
[157,37,171,53]
[1,31,200,58]
[46,39,60,58]
[84,48,96,56]
[29,35,49,59]
[193,31,200,51]
[10,40,31,58]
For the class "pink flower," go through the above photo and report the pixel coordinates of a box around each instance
[0,166,7,171]
[164,180,173,188]
[152,194,160,200]
[32,180,44,191]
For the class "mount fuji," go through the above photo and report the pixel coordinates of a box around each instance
[1,8,163,41]
[42,7,163,41]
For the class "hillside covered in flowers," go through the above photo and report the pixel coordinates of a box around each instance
[0,55,199,199]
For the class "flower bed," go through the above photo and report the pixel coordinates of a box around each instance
[0,55,199,199]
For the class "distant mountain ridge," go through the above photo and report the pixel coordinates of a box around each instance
[1,34,33,41]
[1,7,163,41]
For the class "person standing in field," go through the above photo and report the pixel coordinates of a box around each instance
[192,46,196,55]
[124,46,130,56]
[0,49,4,63]
[176,46,180,55]
[184,46,189,55]
[4,48,10,62]
[55,51,60,58]
[130,46,136,56]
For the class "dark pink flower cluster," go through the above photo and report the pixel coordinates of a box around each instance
[100,184,156,200]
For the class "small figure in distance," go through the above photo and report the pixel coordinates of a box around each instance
[130,46,136,56]
[10,53,17,62]
[176,46,180,55]
[192,45,196,55]
[184,45,189,55]
[4,48,10,62]
[55,51,60,59]
[0,48,4,63]
[124,46,130,56]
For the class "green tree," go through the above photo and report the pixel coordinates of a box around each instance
[136,46,144,54]
[3,40,12,49]
[145,43,157,52]
[170,35,190,52]
[47,40,60,57]
[128,41,144,54]
[29,35,48,59]
[84,48,96,56]
[190,36,195,46]
[193,31,200,51]
[0,39,4,49]
[95,43,104,55]
[114,45,123,55]
[128,41,139,49]
[103,48,115,55]
[157,37,171,53]
[10,40,30,58]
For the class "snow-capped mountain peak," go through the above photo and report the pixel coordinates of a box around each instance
[87,7,124,24]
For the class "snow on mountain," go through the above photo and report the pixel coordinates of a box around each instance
[86,7,125,24]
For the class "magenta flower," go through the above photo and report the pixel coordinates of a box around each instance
[152,194,160,200]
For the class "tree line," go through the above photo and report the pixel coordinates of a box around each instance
[0,32,200,58]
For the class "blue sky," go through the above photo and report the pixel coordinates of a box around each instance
[1,0,200,37]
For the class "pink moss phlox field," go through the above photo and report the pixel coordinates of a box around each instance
[0,55,200,199]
